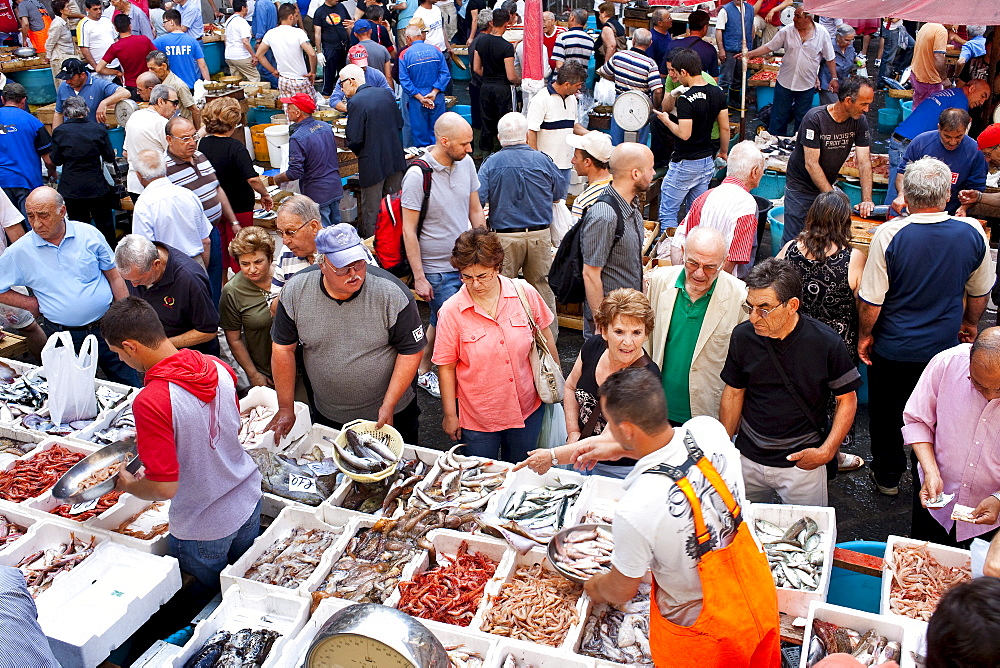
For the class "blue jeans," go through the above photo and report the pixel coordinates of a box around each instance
[400,94,413,148]
[169,498,261,591]
[781,186,820,245]
[884,135,909,206]
[610,118,650,146]
[42,320,142,387]
[206,226,222,308]
[461,403,545,464]
[768,83,815,136]
[558,168,572,194]
[581,462,632,479]
[319,198,342,228]
[719,51,745,94]
[253,40,278,88]
[407,95,446,148]
[426,271,462,326]
[658,156,714,232]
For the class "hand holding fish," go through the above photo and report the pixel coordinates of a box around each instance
[970,495,1000,525]
[266,407,297,440]
[919,470,945,509]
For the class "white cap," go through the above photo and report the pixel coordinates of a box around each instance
[566,131,613,163]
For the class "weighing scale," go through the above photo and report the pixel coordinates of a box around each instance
[612,91,653,143]
[303,604,450,668]
[115,99,139,126]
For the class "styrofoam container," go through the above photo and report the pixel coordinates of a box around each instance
[238,386,310,451]
[38,541,181,668]
[170,584,309,668]
[67,399,135,446]
[487,639,595,667]
[574,573,652,666]
[0,521,108,595]
[422,617,498,666]
[800,600,914,668]
[384,528,511,621]
[323,442,441,519]
[0,504,41,555]
[748,503,836,618]
[880,535,972,627]
[0,438,97,504]
[90,495,171,555]
[411,453,514,514]
[220,505,354,599]
[260,491,309,520]
[23,488,129,534]
[284,596,357,665]
[495,469,587,539]
[569,474,627,526]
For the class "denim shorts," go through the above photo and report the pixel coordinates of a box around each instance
[168,498,262,590]
[426,271,463,326]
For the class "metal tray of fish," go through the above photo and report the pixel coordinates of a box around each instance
[575,576,652,666]
[170,584,310,668]
[748,503,837,618]
[496,469,586,541]
[487,639,596,667]
[800,600,916,668]
[220,505,353,600]
[880,535,972,627]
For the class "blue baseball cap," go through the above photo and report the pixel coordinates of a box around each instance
[352,19,373,34]
[315,224,368,268]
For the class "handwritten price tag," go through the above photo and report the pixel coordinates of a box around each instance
[70,498,100,515]
[288,473,317,494]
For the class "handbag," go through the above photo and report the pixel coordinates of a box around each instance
[512,279,565,404]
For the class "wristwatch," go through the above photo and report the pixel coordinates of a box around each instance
[992,492,1000,503]
[551,451,559,467]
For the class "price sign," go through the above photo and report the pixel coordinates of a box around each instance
[70,498,100,515]
[288,473,317,494]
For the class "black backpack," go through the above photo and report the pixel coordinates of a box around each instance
[548,191,626,305]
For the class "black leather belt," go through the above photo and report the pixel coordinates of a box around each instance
[891,132,911,144]
[493,224,550,233]
[47,319,101,332]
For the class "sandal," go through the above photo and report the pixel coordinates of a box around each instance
[838,453,865,472]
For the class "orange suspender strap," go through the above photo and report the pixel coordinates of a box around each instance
[674,475,712,553]
[694,457,742,525]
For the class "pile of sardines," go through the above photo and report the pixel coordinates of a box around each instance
[754,516,825,591]
[183,628,280,668]
[579,582,652,665]
[806,620,900,667]
[499,481,581,539]
[328,430,399,476]
[243,526,343,588]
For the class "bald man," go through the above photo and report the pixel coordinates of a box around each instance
[580,143,655,338]
[402,112,488,398]
[905,327,1000,549]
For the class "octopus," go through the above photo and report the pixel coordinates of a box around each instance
[481,563,581,647]
[887,543,971,622]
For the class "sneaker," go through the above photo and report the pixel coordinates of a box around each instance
[417,371,441,398]
[868,469,899,496]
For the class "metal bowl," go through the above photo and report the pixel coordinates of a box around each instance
[52,440,138,504]
[13,47,37,58]
[547,523,613,584]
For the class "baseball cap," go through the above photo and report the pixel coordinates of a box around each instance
[56,58,90,80]
[348,44,368,67]
[977,123,1000,150]
[279,92,317,114]
[352,18,373,34]
[566,131,613,163]
[315,224,369,268]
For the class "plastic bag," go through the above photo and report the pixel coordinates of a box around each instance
[551,200,572,247]
[536,402,568,450]
[594,77,616,106]
[40,332,98,425]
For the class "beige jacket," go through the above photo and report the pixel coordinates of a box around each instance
[645,266,749,419]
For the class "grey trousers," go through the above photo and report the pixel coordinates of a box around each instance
[358,171,403,238]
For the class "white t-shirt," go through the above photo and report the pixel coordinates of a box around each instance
[0,188,24,254]
[262,24,310,78]
[413,5,446,52]
[123,108,170,194]
[611,416,747,627]
[225,14,253,60]
[525,86,575,169]
[132,178,214,258]
[80,16,119,68]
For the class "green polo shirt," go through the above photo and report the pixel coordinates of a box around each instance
[661,270,716,423]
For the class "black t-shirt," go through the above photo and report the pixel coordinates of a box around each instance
[130,243,221,356]
[313,2,352,47]
[720,314,862,467]
[475,33,515,84]
[672,83,727,161]
[786,105,871,195]
[198,135,257,214]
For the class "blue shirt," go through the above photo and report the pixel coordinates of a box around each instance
[885,131,987,214]
[0,568,60,668]
[478,144,567,231]
[0,219,116,326]
[820,41,855,90]
[177,0,204,39]
[0,105,50,190]
[647,28,672,73]
[719,1,755,54]
[399,40,451,97]
[960,35,987,62]
[396,0,417,32]
[252,0,277,40]
[286,116,343,205]
[55,75,123,125]
[893,88,968,140]
[155,32,205,88]
[328,66,391,107]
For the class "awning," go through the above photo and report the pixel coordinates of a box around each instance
[804,0,1000,25]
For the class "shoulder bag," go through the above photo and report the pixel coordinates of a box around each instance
[512,279,565,404]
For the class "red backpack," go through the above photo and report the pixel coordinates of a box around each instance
[374,159,432,277]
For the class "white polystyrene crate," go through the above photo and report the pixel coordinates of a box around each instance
[0,422,45,454]
[38,541,181,668]
[495,468,587,538]
[285,596,358,665]
[67,399,135,446]
[422,617,498,666]
[23,488,128,534]
[260,491,309,520]
[410,451,514,514]
[170,584,309,668]
[384,528,510,623]
[799,600,912,668]
[747,503,836,618]
[220,505,352,599]
[486,639,595,667]
[238,386,310,452]
[324,443,441,519]
[0,504,41,555]
[574,573,653,666]
[570,475,627,526]
[880,535,972,628]
[0,438,97,504]
[89,495,171,555]
[474,546,586,651]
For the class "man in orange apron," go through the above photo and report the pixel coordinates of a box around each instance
[16,0,50,53]
[583,367,781,667]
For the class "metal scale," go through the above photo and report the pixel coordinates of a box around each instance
[612,90,653,143]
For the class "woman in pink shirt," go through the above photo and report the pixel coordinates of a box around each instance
[433,228,557,462]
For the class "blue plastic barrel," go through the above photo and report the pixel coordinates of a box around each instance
[449,53,470,81]
[751,170,785,200]
[838,180,888,208]
[247,106,278,126]
[900,100,913,121]
[107,127,125,157]
[884,95,902,110]
[878,107,901,132]
[453,104,472,125]
[8,68,56,105]
[768,206,784,255]
[827,541,886,613]
[203,41,225,76]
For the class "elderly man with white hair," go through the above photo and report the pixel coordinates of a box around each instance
[478,111,567,339]
[648,227,749,425]
[860,156,995,497]
[131,149,213,268]
[669,141,766,278]
[598,27,663,146]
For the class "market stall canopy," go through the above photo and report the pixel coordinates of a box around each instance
[804,0,1000,25]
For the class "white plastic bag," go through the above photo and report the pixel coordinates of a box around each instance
[40,332,99,425]
[594,77,616,106]
[536,403,568,450]
[551,200,572,247]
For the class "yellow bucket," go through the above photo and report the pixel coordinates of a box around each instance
[331,419,405,483]
[250,123,275,162]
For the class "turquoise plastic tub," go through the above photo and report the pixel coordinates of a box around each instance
[9,68,56,105]
[768,206,784,255]
[246,106,278,126]
[901,100,913,121]
[203,40,225,76]
[884,95,902,111]
[878,107,901,132]
[108,127,125,157]
[827,541,886,613]
[755,86,820,111]
[751,170,785,200]
[449,53,470,81]
[838,180,888,208]
[453,104,472,125]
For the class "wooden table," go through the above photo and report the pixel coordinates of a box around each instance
[0,333,28,359]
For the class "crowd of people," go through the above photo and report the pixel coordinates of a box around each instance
[1,1,1000,664]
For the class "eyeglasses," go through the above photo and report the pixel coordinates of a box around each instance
[327,259,366,276]
[166,98,180,106]
[277,220,310,238]
[741,301,787,318]
[684,258,720,273]
[170,133,197,143]
[459,270,495,284]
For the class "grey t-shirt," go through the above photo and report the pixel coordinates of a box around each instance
[358,38,391,75]
[271,264,426,423]
[400,153,480,274]
[580,184,645,296]
[17,0,45,31]
[786,105,870,195]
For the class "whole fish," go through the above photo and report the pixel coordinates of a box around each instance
[500,481,581,539]
[345,429,399,463]
[248,448,338,505]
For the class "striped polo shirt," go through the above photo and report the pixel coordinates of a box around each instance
[552,26,595,64]
[672,177,758,263]
[525,84,578,169]
[599,48,663,96]
[165,150,223,224]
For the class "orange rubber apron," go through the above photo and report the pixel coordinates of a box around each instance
[644,432,781,668]
[28,5,51,54]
